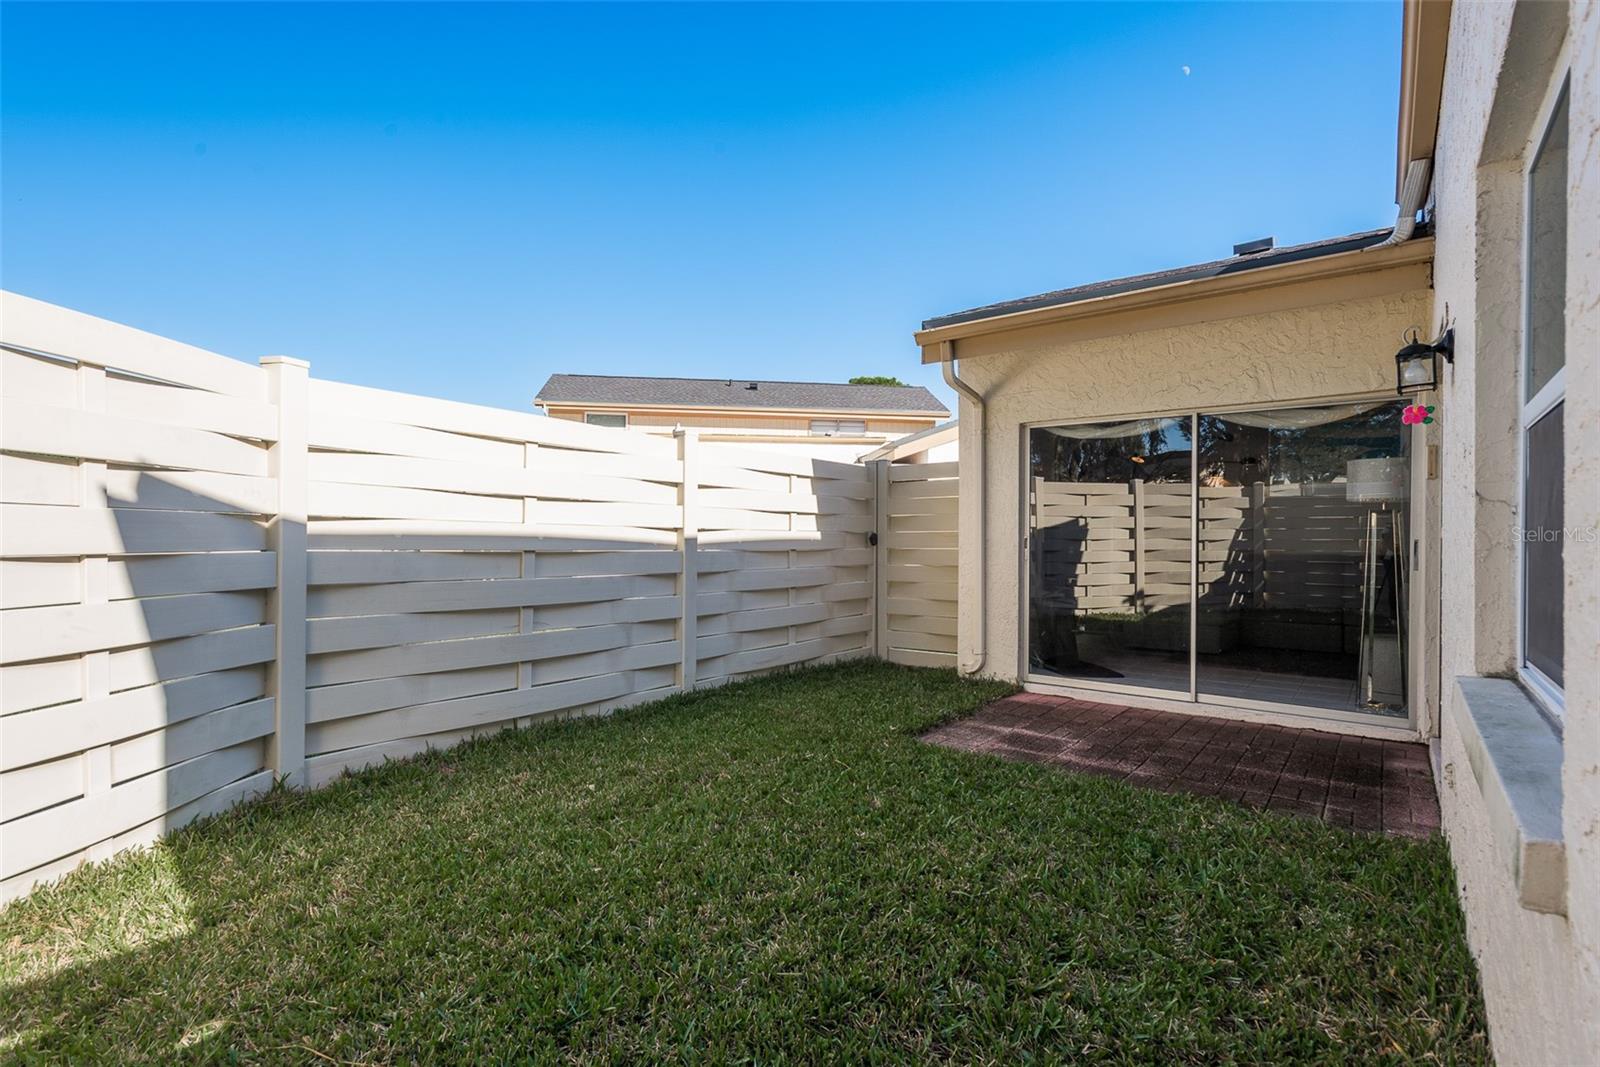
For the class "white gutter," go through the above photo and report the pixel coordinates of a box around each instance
[940,347,986,675]
[1371,158,1432,249]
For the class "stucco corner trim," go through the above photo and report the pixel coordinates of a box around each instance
[1452,676,1567,915]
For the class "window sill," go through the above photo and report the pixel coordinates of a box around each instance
[1452,677,1565,915]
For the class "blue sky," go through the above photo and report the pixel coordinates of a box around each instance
[1,2,1402,412]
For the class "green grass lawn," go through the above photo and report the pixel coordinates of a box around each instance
[1,661,1487,1064]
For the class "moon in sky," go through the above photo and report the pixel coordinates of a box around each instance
[1182,65,1192,76]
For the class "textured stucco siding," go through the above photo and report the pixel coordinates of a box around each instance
[1430,1,1600,1062]
[952,286,1433,707]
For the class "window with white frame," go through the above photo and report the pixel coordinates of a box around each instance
[585,412,628,428]
[1519,78,1568,719]
[810,419,866,437]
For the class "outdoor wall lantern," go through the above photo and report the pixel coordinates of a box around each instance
[1394,328,1454,394]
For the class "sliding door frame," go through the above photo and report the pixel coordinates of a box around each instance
[1019,390,1416,730]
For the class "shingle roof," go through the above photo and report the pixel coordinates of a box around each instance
[921,227,1420,331]
[534,374,950,415]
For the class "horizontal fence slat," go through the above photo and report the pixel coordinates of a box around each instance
[109,553,279,600]
[308,521,679,551]
[2,668,267,771]
[885,647,955,668]
[0,505,269,557]
[2,592,267,664]
[110,698,275,785]
[0,453,77,505]
[104,375,278,441]
[2,400,270,476]
[1,741,265,880]
[309,481,523,523]
[1,293,265,398]
[101,469,277,516]
[890,461,959,481]
[308,573,679,618]
[307,608,519,655]
[306,550,520,585]
[307,451,680,505]
[307,620,679,687]
[306,664,515,725]
[109,625,278,692]
[308,411,524,466]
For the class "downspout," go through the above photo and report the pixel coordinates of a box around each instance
[941,344,986,675]
[1372,154,1438,734]
[1370,158,1432,249]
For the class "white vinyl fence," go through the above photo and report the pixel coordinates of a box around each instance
[0,293,909,901]
[874,461,959,667]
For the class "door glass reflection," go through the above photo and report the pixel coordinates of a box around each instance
[1027,417,1192,694]
[1195,402,1409,717]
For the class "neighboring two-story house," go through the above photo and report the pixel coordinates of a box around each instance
[534,374,949,458]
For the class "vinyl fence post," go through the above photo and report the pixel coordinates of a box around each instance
[76,360,116,860]
[873,459,890,660]
[516,442,540,728]
[676,428,699,693]
[261,356,309,788]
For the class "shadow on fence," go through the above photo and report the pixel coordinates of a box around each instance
[4,452,877,900]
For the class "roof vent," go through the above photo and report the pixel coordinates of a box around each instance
[1233,237,1275,256]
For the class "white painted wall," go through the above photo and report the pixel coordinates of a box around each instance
[1429,1,1600,1060]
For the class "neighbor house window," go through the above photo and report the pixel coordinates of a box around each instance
[585,412,628,428]
[811,419,866,436]
[1519,80,1567,718]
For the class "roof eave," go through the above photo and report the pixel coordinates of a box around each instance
[535,400,949,419]
[1396,0,1452,201]
[914,236,1435,360]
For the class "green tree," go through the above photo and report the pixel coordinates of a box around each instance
[848,375,909,387]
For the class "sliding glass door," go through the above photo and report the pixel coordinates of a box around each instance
[1027,416,1192,695]
[1194,403,1410,717]
[1027,400,1411,722]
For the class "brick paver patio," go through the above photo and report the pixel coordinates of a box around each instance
[924,692,1440,838]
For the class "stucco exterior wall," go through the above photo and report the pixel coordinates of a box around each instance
[540,407,942,459]
[1429,1,1600,1061]
[543,407,938,436]
[952,284,1434,713]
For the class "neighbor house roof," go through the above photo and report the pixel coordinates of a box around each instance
[920,227,1417,332]
[535,374,950,416]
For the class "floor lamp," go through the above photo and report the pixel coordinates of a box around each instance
[1346,457,1408,711]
